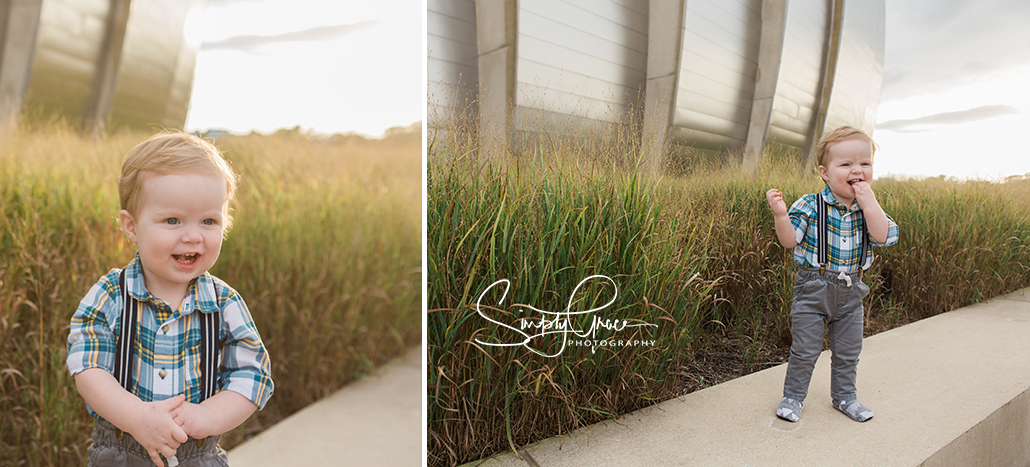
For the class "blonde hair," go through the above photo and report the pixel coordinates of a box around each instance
[815,126,877,168]
[119,132,238,231]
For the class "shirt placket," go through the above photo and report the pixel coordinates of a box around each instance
[153,297,193,398]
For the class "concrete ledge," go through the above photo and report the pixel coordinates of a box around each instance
[922,386,1030,467]
[228,348,420,466]
[467,288,1030,466]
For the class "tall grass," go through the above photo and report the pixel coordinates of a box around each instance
[0,122,421,466]
[427,120,1030,466]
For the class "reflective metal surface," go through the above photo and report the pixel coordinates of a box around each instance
[767,0,830,148]
[7,0,200,130]
[673,0,761,150]
[515,0,648,124]
[426,0,886,157]
[25,0,110,122]
[109,0,202,129]
[427,0,478,123]
[823,0,884,136]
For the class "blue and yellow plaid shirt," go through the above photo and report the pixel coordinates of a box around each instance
[788,186,899,272]
[67,253,274,420]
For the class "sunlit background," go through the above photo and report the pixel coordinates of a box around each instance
[181,0,1028,177]
[184,0,423,137]
[875,0,1030,180]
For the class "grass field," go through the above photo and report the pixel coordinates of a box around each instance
[427,124,1030,466]
[0,121,422,466]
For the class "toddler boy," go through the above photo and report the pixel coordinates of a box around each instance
[765,126,898,422]
[67,132,273,466]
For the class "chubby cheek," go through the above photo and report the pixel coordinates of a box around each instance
[202,237,223,266]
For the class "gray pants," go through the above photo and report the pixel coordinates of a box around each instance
[783,267,870,402]
[88,419,228,467]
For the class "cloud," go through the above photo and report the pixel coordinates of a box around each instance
[876,105,1020,133]
[882,0,1030,102]
[202,20,378,52]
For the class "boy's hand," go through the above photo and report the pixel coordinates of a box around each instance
[850,181,878,208]
[171,400,217,440]
[767,188,799,249]
[170,390,258,440]
[766,188,788,217]
[850,181,892,243]
[127,394,189,467]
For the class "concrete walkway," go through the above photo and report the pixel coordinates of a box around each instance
[466,288,1030,467]
[228,347,420,466]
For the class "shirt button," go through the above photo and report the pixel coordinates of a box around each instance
[162,325,169,334]
[159,369,167,379]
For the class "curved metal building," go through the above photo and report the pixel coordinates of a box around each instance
[0,0,203,133]
[427,0,885,169]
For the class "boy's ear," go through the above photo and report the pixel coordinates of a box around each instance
[817,165,828,181]
[119,210,138,243]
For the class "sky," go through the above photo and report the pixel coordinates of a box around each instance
[183,0,423,137]
[874,0,1030,180]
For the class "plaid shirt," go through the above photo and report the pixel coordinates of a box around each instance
[789,186,899,272]
[67,253,273,420]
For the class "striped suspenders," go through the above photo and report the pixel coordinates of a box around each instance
[113,270,139,393]
[814,193,870,275]
[114,270,220,401]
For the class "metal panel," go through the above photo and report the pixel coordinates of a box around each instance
[109,0,202,129]
[672,0,761,150]
[427,0,477,123]
[823,0,883,136]
[767,0,830,149]
[515,0,648,124]
[12,0,198,130]
[0,0,44,122]
[425,0,886,160]
[24,0,109,122]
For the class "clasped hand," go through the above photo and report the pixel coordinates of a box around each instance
[130,394,215,467]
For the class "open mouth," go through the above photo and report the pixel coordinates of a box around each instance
[847,179,863,185]
[174,253,200,266]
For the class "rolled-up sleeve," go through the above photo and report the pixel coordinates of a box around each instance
[872,212,900,247]
[788,194,815,244]
[217,288,274,410]
[67,271,120,377]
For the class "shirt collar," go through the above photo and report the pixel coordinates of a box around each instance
[123,252,219,314]
[820,185,858,212]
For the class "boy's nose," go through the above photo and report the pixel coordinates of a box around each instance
[181,227,203,243]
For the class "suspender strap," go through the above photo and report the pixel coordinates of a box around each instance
[858,218,870,270]
[114,270,138,393]
[199,307,220,401]
[816,194,828,274]
[815,193,871,273]
[114,270,221,401]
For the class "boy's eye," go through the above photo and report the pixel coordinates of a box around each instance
[202,218,217,226]
[165,218,180,225]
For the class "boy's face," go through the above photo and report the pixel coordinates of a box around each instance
[119,173,227,301]
[818,138,873,205]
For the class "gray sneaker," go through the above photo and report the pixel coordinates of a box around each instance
[833,399,874,422]
[776,397,804,422]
